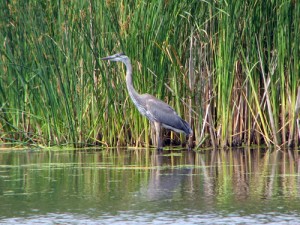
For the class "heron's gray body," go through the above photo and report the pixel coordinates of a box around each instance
[138,93,192,135]
[101,52,192,150]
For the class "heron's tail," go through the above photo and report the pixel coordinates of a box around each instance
[182,119,193,136]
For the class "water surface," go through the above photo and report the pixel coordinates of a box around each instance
[0,148,300,224]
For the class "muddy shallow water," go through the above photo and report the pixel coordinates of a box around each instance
[0,148,300,224]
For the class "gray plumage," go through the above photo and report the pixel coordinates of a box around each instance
[101,52,192,150]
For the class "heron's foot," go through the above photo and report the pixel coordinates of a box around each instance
[156,147,163,153]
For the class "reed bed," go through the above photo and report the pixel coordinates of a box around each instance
[0,0,299,148]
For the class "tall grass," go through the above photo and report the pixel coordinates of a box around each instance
[0,0,299,148]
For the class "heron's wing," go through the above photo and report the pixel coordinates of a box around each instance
[142,94,191,135]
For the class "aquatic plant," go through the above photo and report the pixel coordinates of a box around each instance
[0,0,299,148]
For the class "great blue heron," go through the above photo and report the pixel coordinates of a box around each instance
[101,52,192,150]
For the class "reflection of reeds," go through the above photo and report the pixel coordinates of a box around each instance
[1,148,300,214]
[0,1,299,148]
[197,148,300,202]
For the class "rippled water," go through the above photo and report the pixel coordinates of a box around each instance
[0,148,300,224]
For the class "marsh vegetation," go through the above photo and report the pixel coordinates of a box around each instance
[0,1,299,148]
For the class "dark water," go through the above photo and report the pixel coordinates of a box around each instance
[0,148,300,224]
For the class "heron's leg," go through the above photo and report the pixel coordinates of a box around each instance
[150,122,156,146]
[154,121,163,151]
[187,134,192,151]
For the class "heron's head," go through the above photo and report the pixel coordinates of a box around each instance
[101,52,129,63]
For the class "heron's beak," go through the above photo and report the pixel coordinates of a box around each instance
[101,55,114,61]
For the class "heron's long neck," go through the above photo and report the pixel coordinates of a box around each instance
[124,60,140,104]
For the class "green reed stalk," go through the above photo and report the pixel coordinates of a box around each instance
[0,0,299,148]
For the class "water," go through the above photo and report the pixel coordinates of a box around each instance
[0,148,300,224]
